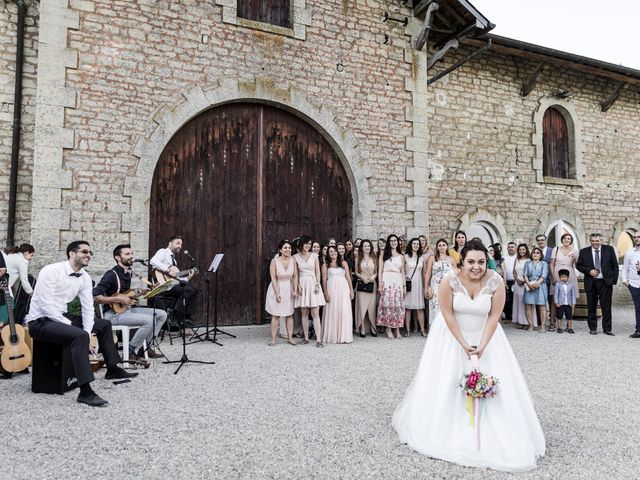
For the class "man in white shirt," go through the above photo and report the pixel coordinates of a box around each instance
[149,235,198,326]
[622,232,640,338]
[502,242,517,322]
[26,241,137,407]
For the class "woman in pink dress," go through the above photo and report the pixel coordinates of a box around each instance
[265,239,298,346]
[377,234,406,339]
[549,232,579,293]
[294,235,326,347]
[321,245,354,344]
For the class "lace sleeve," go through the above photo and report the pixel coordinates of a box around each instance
[484,270,504,294]
[443,270,462,292]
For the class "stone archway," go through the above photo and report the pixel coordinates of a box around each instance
[123,77,376,256]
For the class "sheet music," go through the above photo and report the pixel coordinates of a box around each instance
[209,253,224,273]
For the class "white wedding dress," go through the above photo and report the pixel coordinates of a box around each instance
[393,270,545,471]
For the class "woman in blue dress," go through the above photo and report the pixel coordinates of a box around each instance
[523,247,549,332]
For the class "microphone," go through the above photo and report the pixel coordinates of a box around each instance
[183,250,196,262]
[133,258,148,265]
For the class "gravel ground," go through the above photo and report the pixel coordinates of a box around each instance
[3,305,640,480]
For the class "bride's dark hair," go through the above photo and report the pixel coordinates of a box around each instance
[460,238,488,264]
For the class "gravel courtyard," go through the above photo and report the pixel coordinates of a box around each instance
[3,305,640,480]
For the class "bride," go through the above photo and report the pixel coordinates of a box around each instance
[393,239,545,471]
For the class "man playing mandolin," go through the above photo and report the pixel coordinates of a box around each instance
[149,235,199,328]
[94,244,167,360]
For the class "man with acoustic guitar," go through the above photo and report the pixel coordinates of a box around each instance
[26,241,138,407]
[149,235,199,328]
[93,244,167,360]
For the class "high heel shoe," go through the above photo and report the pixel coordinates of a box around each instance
[359,332,365,338]
[370,331,378,337]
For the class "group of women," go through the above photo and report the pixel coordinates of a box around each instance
[264,232,468,345]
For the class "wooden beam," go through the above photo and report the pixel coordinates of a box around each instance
[520,62,546,97]
[439,0,466,26]
[414,2,439,51]
[600,82,626,112]
[427,38,459,69]
[466,39,640,88]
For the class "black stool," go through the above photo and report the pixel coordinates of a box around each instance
[32,340,78,394]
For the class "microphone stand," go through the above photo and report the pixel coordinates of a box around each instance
[163,281,214,374]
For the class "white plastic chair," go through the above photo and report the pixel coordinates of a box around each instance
[98,304,149,361]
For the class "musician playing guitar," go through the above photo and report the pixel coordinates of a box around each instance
[26,241,138,407]
[93,244,167,360]
[149,235,199,327]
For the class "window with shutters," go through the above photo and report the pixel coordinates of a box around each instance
[217,0,309,39]
[542,107,570,179]
[532,98,584,186]
[237,0,291,28]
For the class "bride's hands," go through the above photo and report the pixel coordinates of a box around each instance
[468,345,484,359]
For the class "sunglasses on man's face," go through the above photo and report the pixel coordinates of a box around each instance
[75,249,93,256]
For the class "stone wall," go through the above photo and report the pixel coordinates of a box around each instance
[0,0,39,246]
[30,0,424,270]
[426,46,640,249]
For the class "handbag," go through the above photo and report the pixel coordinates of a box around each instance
[406,256,419,292]
[356,279,374,293]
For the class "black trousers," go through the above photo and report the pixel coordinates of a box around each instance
[28,316,121,386]
[586,279,613,332]
[504,280,515,320]
[162,282,198,321]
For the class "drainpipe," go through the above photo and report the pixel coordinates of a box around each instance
[7,0,27,247]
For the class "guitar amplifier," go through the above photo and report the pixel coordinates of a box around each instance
[31,340,79,394]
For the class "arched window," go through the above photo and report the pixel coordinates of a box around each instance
[465,221,501,247]
[542,107,570,179]
[545,220,579,249]
[616,228,637,264]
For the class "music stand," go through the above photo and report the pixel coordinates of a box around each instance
[208,253,235,345]
[156,280,215,374]
[190,254,223,346]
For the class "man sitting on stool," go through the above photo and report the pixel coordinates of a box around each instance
[149,235,198,328]
[94,244,167,359]
[26,241,137,407]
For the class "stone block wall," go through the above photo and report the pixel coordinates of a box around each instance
[31,0,421,269]
[426,46,640,248]
[0,0,39,246]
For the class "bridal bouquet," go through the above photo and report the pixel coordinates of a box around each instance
[459,369,499,399]
[459,369,499,449]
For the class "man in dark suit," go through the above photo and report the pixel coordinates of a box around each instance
[576,233,619,335]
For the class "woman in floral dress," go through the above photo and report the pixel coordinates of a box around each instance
[376,234,406,339]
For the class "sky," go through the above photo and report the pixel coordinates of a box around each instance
[473,0,640,70]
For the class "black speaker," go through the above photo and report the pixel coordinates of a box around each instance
[31,340,78,394]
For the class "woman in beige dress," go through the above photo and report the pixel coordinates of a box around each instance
[355,239,378,337]
[265,239,299,346]
[294,236,326,347]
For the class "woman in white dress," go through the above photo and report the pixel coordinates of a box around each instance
[404,238,426,337]
[424,238,457,323]
[393,239,545,472]
[294,236,326,347]
[3,243,35,297]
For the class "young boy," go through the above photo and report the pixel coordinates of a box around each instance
[554,269,577,333]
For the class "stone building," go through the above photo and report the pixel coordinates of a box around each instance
[1,0,638,323]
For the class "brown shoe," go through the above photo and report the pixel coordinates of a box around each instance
[137,347,163,359]
[147,348,164,359]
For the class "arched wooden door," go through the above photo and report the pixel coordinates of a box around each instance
[149,103,353,325]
